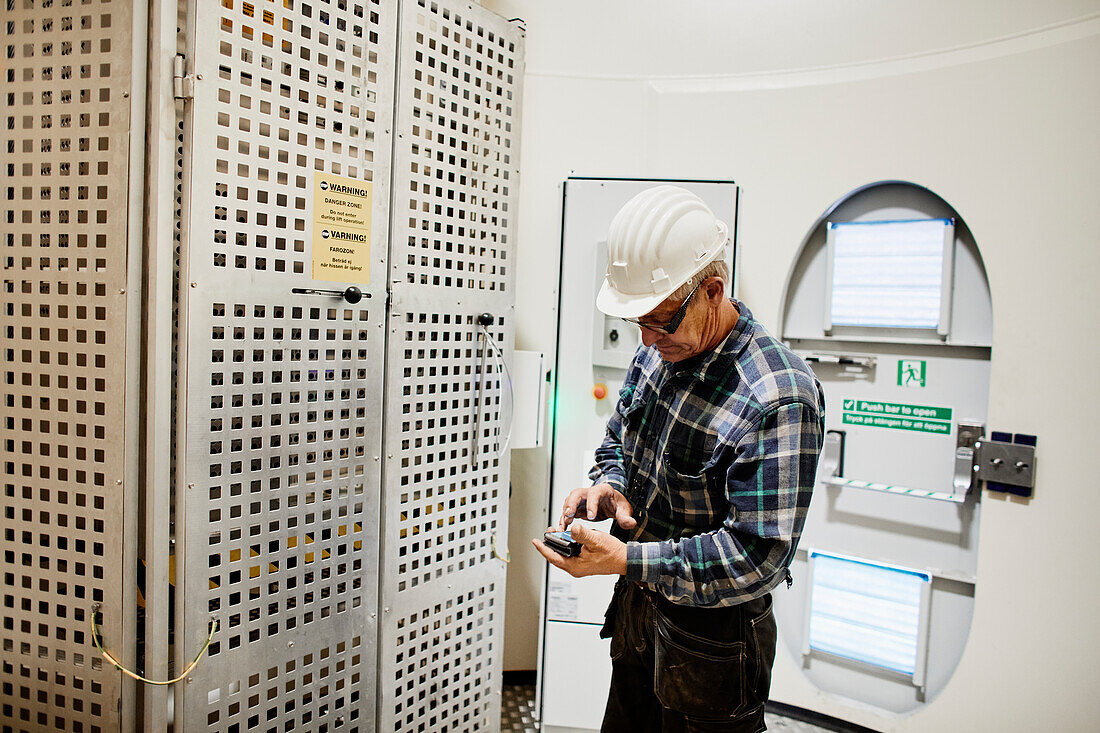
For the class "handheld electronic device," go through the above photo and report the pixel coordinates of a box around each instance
[543,530,582,557]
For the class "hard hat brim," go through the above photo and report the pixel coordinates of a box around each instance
[595,278,673,320]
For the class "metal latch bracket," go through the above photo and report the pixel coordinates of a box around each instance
[974,432,1037,497]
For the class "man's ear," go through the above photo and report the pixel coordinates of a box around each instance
[703,276,726,304]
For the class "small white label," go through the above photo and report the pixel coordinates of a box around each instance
[547,581,579,621]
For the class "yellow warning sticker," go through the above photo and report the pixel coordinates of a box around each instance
[311,172,371,284]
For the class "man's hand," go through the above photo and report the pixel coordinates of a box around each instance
[557,483,637,531]
[531,524,628,578]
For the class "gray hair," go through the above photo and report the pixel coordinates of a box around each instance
[668,259,729,303]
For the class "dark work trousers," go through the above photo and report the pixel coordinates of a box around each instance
[599,579,777,733]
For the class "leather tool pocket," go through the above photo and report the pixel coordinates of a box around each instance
[653,607,746,718]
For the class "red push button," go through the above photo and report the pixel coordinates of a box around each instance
[592,383,608,400]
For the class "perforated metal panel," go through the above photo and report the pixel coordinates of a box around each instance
[379,2,523,730]
[175,0,396,729]
[1,2,136,732]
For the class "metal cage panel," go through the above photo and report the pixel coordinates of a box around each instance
[175,0,397,729]
[3,0,523,729]
[1,2,136,731]
[395,0,519,298]
[379,1,524,731]
[389,579,501,731]
[380,297,513,733]
[387,305,512,593]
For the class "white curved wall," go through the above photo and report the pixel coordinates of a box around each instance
[494,2,1100,730]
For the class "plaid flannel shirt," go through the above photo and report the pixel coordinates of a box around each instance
[590,300,824,607]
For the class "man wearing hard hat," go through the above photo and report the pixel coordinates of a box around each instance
[533,186,825,732]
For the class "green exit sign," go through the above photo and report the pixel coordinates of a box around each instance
[898,359,926,387]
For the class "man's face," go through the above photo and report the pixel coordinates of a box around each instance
[634,285,710,363]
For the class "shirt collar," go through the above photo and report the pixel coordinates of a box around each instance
[666,299,754,384]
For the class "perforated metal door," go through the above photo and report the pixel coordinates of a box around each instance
[175,0,396,729]
[2,2,138,732]
[378,2,524,731]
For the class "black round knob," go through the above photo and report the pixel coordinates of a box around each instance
[343,286,363,304]
[477,312,494,327]
[608,329,619,343]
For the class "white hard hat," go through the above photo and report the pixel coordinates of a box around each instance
[596,185,728,319]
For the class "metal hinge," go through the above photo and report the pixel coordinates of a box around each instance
[173,54,195,100]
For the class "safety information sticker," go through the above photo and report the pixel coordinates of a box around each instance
[841,399,952,435]
[311,171,372,284]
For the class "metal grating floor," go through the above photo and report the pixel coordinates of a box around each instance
[500,683,840,733]
[501,682,539,732]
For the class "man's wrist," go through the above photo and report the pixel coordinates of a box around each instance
[593,473,627,495]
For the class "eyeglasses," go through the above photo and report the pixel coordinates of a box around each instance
[621,280,702,335]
